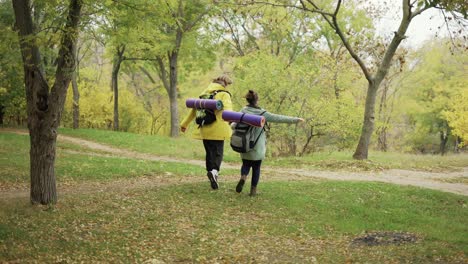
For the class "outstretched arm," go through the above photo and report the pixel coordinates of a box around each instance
[263,112,303,124]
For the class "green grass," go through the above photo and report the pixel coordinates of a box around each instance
[1,129,467,262]
[2,129,466,187]
[59,128,468,171]
[0,133,30,185]
[0,131,221,186]
[0,181,466,263]
[267,150,468,171]
[59,127,240,162]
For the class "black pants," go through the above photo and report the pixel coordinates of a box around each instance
[202,140,224,172]
[241,159,263,187]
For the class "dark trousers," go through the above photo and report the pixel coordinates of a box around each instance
[241,159,263,187]
[202,140,224,172]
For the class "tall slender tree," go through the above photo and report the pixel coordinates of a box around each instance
[12,0,83,204]
[261,0,466,159]
[153,0,211,137]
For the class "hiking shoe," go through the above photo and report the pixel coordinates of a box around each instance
[236,179,245,193]
[207,170,219,190]
[249,186,257,197]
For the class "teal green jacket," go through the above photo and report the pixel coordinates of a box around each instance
[237,106,301,161]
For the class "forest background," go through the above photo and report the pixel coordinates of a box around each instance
[1,1,468,260]
[0,0,467,158]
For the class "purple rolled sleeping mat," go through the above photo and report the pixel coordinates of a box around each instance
[222,110,265,127]
[185,99,223,110]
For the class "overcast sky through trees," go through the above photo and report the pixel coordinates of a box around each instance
[369,1,453,48]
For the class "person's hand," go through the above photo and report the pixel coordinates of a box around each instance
[298,118,305,122]
[180,126,187,133]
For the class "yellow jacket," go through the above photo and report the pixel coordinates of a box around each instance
[181,83,233,140]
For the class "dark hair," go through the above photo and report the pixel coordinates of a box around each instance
[245,90,258,107]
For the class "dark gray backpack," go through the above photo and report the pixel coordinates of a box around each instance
[230,111,266,153]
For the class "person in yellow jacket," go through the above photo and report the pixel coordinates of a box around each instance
[180,75,233,189]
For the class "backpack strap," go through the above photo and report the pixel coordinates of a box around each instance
[251,111,267,147]
[212,90,232,98]
[239,113,246,123]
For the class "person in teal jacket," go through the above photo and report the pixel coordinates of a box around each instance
[234,90,304,196]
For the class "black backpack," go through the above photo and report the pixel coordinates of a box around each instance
[230,111,267,153]
[195,90,231,127]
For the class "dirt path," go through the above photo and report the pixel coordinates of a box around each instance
[1,129,467,197]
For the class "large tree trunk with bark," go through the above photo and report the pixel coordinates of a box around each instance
[13,0,82,205]
[29,125,58,203]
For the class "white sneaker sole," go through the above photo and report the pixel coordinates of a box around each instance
[207,171,219,190]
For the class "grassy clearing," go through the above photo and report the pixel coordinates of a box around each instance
[267,151,468,171]
[59,127,240,162]
[1,181,466,263]
[1,129,467,262]
[2,130,466,188]
[0,132,235,187]
[59,128,468,171]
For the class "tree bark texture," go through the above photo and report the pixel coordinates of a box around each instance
[352,82,378,159]
[13,0,82,204]
[111,45,125,131]
[377,83,389,151]
[440,130,448,155]
[157,28,182,137]
[72,70,80,129]
[167,23,184,138]
[352,0,413,159]
[169,50,180,137]
[0,105,4,125]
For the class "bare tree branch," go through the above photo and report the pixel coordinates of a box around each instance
[411,1,435,18]
[222,14,245,56]
[139,66,156,84]
[327,0,373,82]
[155,57,170,94]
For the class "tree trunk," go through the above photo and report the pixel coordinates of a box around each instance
[13,0,82,205]
[377,128,388,152]
[72,70,79,129]
[111,45,125,131]
[440,130,448,155]
[353,82,379,159]
[29,126,58,204]
[0,105,4,125]
[333,57,340,99]
[377,82,389,151]
[313,0,414,159]
[169,51,179,137]
[352,1,413,159]
[112,68,119,131]
[454,137,462,153]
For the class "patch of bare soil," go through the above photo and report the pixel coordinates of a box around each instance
[351,231,419,246]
